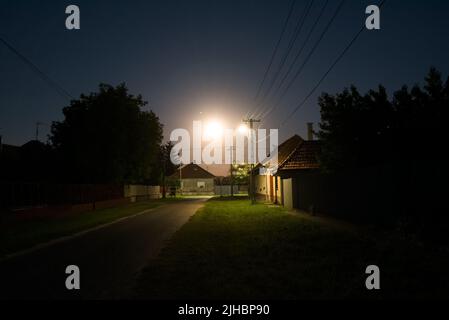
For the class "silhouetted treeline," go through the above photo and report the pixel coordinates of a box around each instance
[317,68,449,242]
[318,67,448,171]
[1,84,171,185]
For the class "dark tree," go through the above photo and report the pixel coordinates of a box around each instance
[318,68,449,172]
[318,85,394,171]
[232,164,250,185]
[161,141,177,176]
[157,141,177,197]
[392,68,449,164]
[317,68,449,242]
[50,83,163,184]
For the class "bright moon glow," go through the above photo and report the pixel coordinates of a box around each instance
[204,121,224,140]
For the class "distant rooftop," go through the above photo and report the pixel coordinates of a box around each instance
[170,163,216,179]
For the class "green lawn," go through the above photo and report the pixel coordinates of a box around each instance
[136,198,449,299]
[0,198,178,258]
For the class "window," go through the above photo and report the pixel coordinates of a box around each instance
[197,181,206,189]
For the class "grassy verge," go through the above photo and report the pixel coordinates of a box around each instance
[0,198,179,258]
[136,198,449,299]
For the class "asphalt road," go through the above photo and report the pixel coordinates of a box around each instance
[0,198,207,300]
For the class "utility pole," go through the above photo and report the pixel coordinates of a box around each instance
[242,118,260,205]
[179,163,183,196]
[36,122,42,141]
[227,146,236,197]
[162,148,167,199]
[35,122,48,142]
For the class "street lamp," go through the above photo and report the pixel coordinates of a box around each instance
[204,120,224,141]
[238,124,248,134]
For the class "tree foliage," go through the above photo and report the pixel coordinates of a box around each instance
[50,83,163,184]
[232,164,250,185]
[318,68,449,172]
[317,68,449,241]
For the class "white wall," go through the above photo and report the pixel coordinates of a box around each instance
[124,185,161,202]
[255,175,268,196]
[180,178,215,194]
[282,179,293,210]
[214,185,239,196]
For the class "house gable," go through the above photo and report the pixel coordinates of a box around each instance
[279,140,321,171]
[170,163,216,180]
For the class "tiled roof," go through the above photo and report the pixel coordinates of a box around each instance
[277,135,304,167]
[170,163,216,179]
[279,140,321,170]
[257,134,303,169]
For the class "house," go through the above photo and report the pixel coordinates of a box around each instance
[276,140,321,209]
[255,128,321,209]
[170,163,216,195]
[0,140,50,182]
[254,134,303,204]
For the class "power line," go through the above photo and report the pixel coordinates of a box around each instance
[250,0,315,119]
[246,0,297,121]
[260,0,314,102]
[260,0,345,122]
[275,0,330,97]
[252,0,297,104]
[254,0,386,146]
[256,0,330,121]
[280,0,387,128]
[0,36,74,100]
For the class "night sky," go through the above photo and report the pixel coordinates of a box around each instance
[1,0,449,146]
